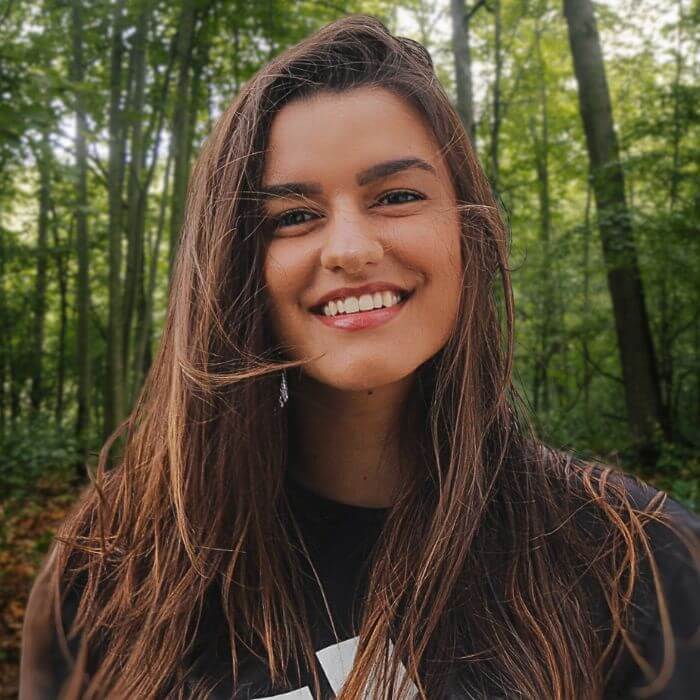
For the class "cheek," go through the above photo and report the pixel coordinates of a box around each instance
[402,209,462,289]
[263,248,292,334]
[403,212,463,338]
[264,244,304,304]
[263,244,313,340]
[435,210,463,292]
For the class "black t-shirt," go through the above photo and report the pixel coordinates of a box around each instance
[185,473,392,700]
[19,471,700,699]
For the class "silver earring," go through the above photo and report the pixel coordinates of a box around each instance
[279,371,289,408]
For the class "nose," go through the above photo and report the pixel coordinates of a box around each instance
[319,207,384,274]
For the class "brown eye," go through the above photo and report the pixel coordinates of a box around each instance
[376,190,425,206]
[272,209,318,230]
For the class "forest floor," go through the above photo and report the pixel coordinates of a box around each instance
[0,475,82,699]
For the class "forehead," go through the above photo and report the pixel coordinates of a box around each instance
[262,86,446,183]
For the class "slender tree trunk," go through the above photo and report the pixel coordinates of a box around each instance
[564,0,667,465]
[122,1,150,397]
[134,151,172,395]
[490,0,502,189]
[71,0,91,469]
[30,129,50,413]
[529,18,553,416]
[669,0,683,212]
[0,228,6,435]
[128,34,177,399]
[450,0,484,145]
[168,0,197,278]
[582,183,592,430]
[536,19,552,415]
[188,2,215,162]
[51,204,69,424]
[142,29,178,189]
[105,0,127,442]
[130,255,147,404]
[186,50,205,176]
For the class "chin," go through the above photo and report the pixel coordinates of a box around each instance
[308,363,417,394]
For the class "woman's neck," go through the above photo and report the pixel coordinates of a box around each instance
[286,373,416,507]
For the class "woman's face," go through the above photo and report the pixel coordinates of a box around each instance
[262,86,463,392]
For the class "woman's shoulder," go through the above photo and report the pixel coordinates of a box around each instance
[613,466,699,525]
[562,456,700,536]
[588,463,700,558]
[571,461,700,618]
[612,468,700,643]
[573,463,700,697]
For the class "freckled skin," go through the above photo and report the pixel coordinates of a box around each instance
[262,86,464,393]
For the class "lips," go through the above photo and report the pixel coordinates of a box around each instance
[313,291,412,331]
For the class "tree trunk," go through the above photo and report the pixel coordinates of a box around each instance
[142,29,178,190]
[30,129,50,413]
[122,1,150,398]
[450,0,484,145]
[582,183,592,429]
[104,0,127,442]
[186,45,205,180]
[533,18,553,415]
[490,0,502,189]
[134,151,172,397]
[168,0,197,278]
[528,19,554,418]
[564,0,667,465]
[128,33,177,400]
[669,0,683,212]
[71,0,91,469]
[0,228,6,435]
[51,203,69,425]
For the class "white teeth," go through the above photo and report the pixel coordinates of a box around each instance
[358,294,374,311]
[344,296,360,313]
[321,290,408,316]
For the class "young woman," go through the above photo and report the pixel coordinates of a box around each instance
[20,14,700,700]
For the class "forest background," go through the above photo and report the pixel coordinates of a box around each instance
[0,0,698,694]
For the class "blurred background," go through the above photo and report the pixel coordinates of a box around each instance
[0,0,698,694]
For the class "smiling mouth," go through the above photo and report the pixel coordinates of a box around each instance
[309,290,414,316]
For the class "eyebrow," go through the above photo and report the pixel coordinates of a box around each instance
[258,157,437,200]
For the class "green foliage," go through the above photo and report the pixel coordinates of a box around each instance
[652,442,700,512]
[0,416,81,500]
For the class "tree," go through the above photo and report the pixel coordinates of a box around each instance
[450,0,486,145]
[563,0,667,465]
[30,129,50,413]
[104,0,127,441]
[123,1,151,402]
[70,0,91,467]
[168,0,197,277]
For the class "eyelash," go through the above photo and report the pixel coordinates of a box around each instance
[269,190,425,231]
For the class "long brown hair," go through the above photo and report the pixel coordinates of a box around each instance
[43,14,699,699]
